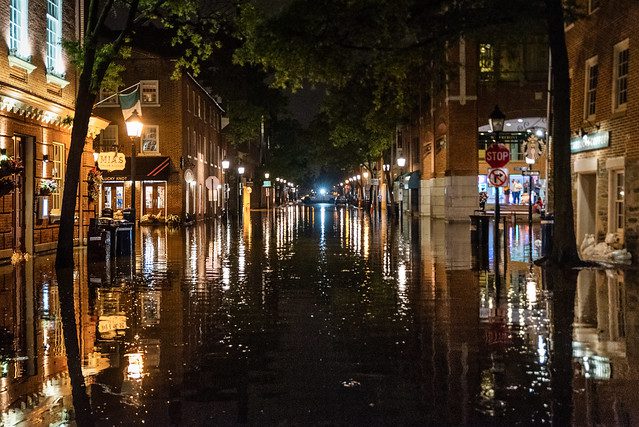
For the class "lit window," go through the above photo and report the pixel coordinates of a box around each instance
[100,125,118,150]
[613,40,629,111]
[46,0,63,76]
[585,57,598,118]
[141,80,159,104]
[50,142,65,215]
[9,0,29,61]
[141,125,159,153]
[479,43,494,80]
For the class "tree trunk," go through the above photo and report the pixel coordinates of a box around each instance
[546,0,580,266]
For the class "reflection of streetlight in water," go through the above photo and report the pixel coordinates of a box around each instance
[126,352,145,380]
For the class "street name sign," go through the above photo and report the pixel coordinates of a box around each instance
[488,168,509,187]
[485,144,510,168]
[522,170,540,177]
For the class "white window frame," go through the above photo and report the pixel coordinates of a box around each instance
[612,39,629,113]
[50,142,65,216]
[99,88,119,105]
[608,169,625,234]
[100,125,118,149]
[9,0,29,61]
[46,0,63,76]
[141,125,159,154]
[584,56,598,120]
[141,80,159,105]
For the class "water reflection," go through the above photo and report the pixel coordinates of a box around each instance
[0,208,637,425]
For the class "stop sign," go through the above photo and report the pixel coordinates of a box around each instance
[485,144,510,168]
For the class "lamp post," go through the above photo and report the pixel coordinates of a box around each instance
[265,172,270,212]
[489,105,506,270]
[125,110,143,246]
[237,165,245,219]
[396,155,406,217]
[222,159,230,222]
[525,155,535,262]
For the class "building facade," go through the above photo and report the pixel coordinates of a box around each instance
[0,0,106,261]
[95,49,227,223]
[400,36,549,220]
[566,0,639,256]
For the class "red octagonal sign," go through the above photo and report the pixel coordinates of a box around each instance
[485,143,511,168]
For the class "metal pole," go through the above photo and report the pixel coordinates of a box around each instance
[528,173,534,262]
[131,137,137,248]
[494,185,500,266]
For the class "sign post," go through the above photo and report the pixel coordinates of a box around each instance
[486,144,511,259]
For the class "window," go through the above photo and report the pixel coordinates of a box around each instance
[186,88,190,111]
[589,0,600,13]
[50,142,65,215]
[612,170,625,232]
[141,125,159,153]
[585,57,598,119]
[46,0,63,76]
[99,88,118,105]
[198,95,201,117]
[141,80,159,104]
[100,125,118,149]
[479,43,494,79]
[613,39,629,111]
[9,0,29,60]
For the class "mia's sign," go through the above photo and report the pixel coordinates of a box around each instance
[97,152,126,171]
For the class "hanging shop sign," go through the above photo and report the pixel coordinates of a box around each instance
[97,152,126,171]
[570,130,610,154]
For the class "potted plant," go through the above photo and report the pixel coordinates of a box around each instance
[39,178,58,196]
[0,178,16,197]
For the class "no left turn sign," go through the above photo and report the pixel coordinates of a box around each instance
[488,168,509,187]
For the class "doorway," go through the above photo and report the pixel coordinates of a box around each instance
[13,135,34,253]
[103,183,125,213]
[576,173,597,244]
[143,183,165,216]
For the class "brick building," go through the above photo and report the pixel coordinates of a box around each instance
[0,0,107,261]
[95,49,227,223]
[566,0,639,256]
[398,36,549,220]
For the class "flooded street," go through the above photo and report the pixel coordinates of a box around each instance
[1,205,638,425]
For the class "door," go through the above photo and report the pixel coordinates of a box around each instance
[576,173,596,244]
[13,135,34,253]
[103,183,125,213]
[143,183,165,216]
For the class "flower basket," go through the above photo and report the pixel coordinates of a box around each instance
[0,178,16,197]
[39,178,58,196]
[87,167,103,202]
[0,156,23,178]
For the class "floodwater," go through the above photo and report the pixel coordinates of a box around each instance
[0,204,638,425]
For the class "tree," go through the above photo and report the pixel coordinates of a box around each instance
[235,0,582,266]
[55,1,220,423]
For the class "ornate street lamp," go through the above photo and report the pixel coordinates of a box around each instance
[125,110,143,243]
[489,105,506,134]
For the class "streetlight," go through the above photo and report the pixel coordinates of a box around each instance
[396,156,406,168]
[264,172,270,212]
[222,159,230,222]
[125,110,143,243]
[237,165,245,217]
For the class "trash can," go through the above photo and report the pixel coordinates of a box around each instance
[88,221,111,261]
[122,208,134,223]
[114,226,133,257]
[541,212,554,257]
[469,213,490,248]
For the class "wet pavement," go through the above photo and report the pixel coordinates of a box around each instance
[1,204,638,425]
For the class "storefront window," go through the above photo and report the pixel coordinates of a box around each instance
[614,171,624,232]
[157,186,165,209]
[104,187,112,209]
[145,186,153,209]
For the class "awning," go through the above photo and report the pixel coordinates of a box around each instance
[102,156,171,181]
[396,171,421,189]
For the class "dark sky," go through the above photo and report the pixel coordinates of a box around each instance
[286,86,324,127]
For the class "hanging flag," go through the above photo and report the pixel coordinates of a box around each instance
[119,83,142,120]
